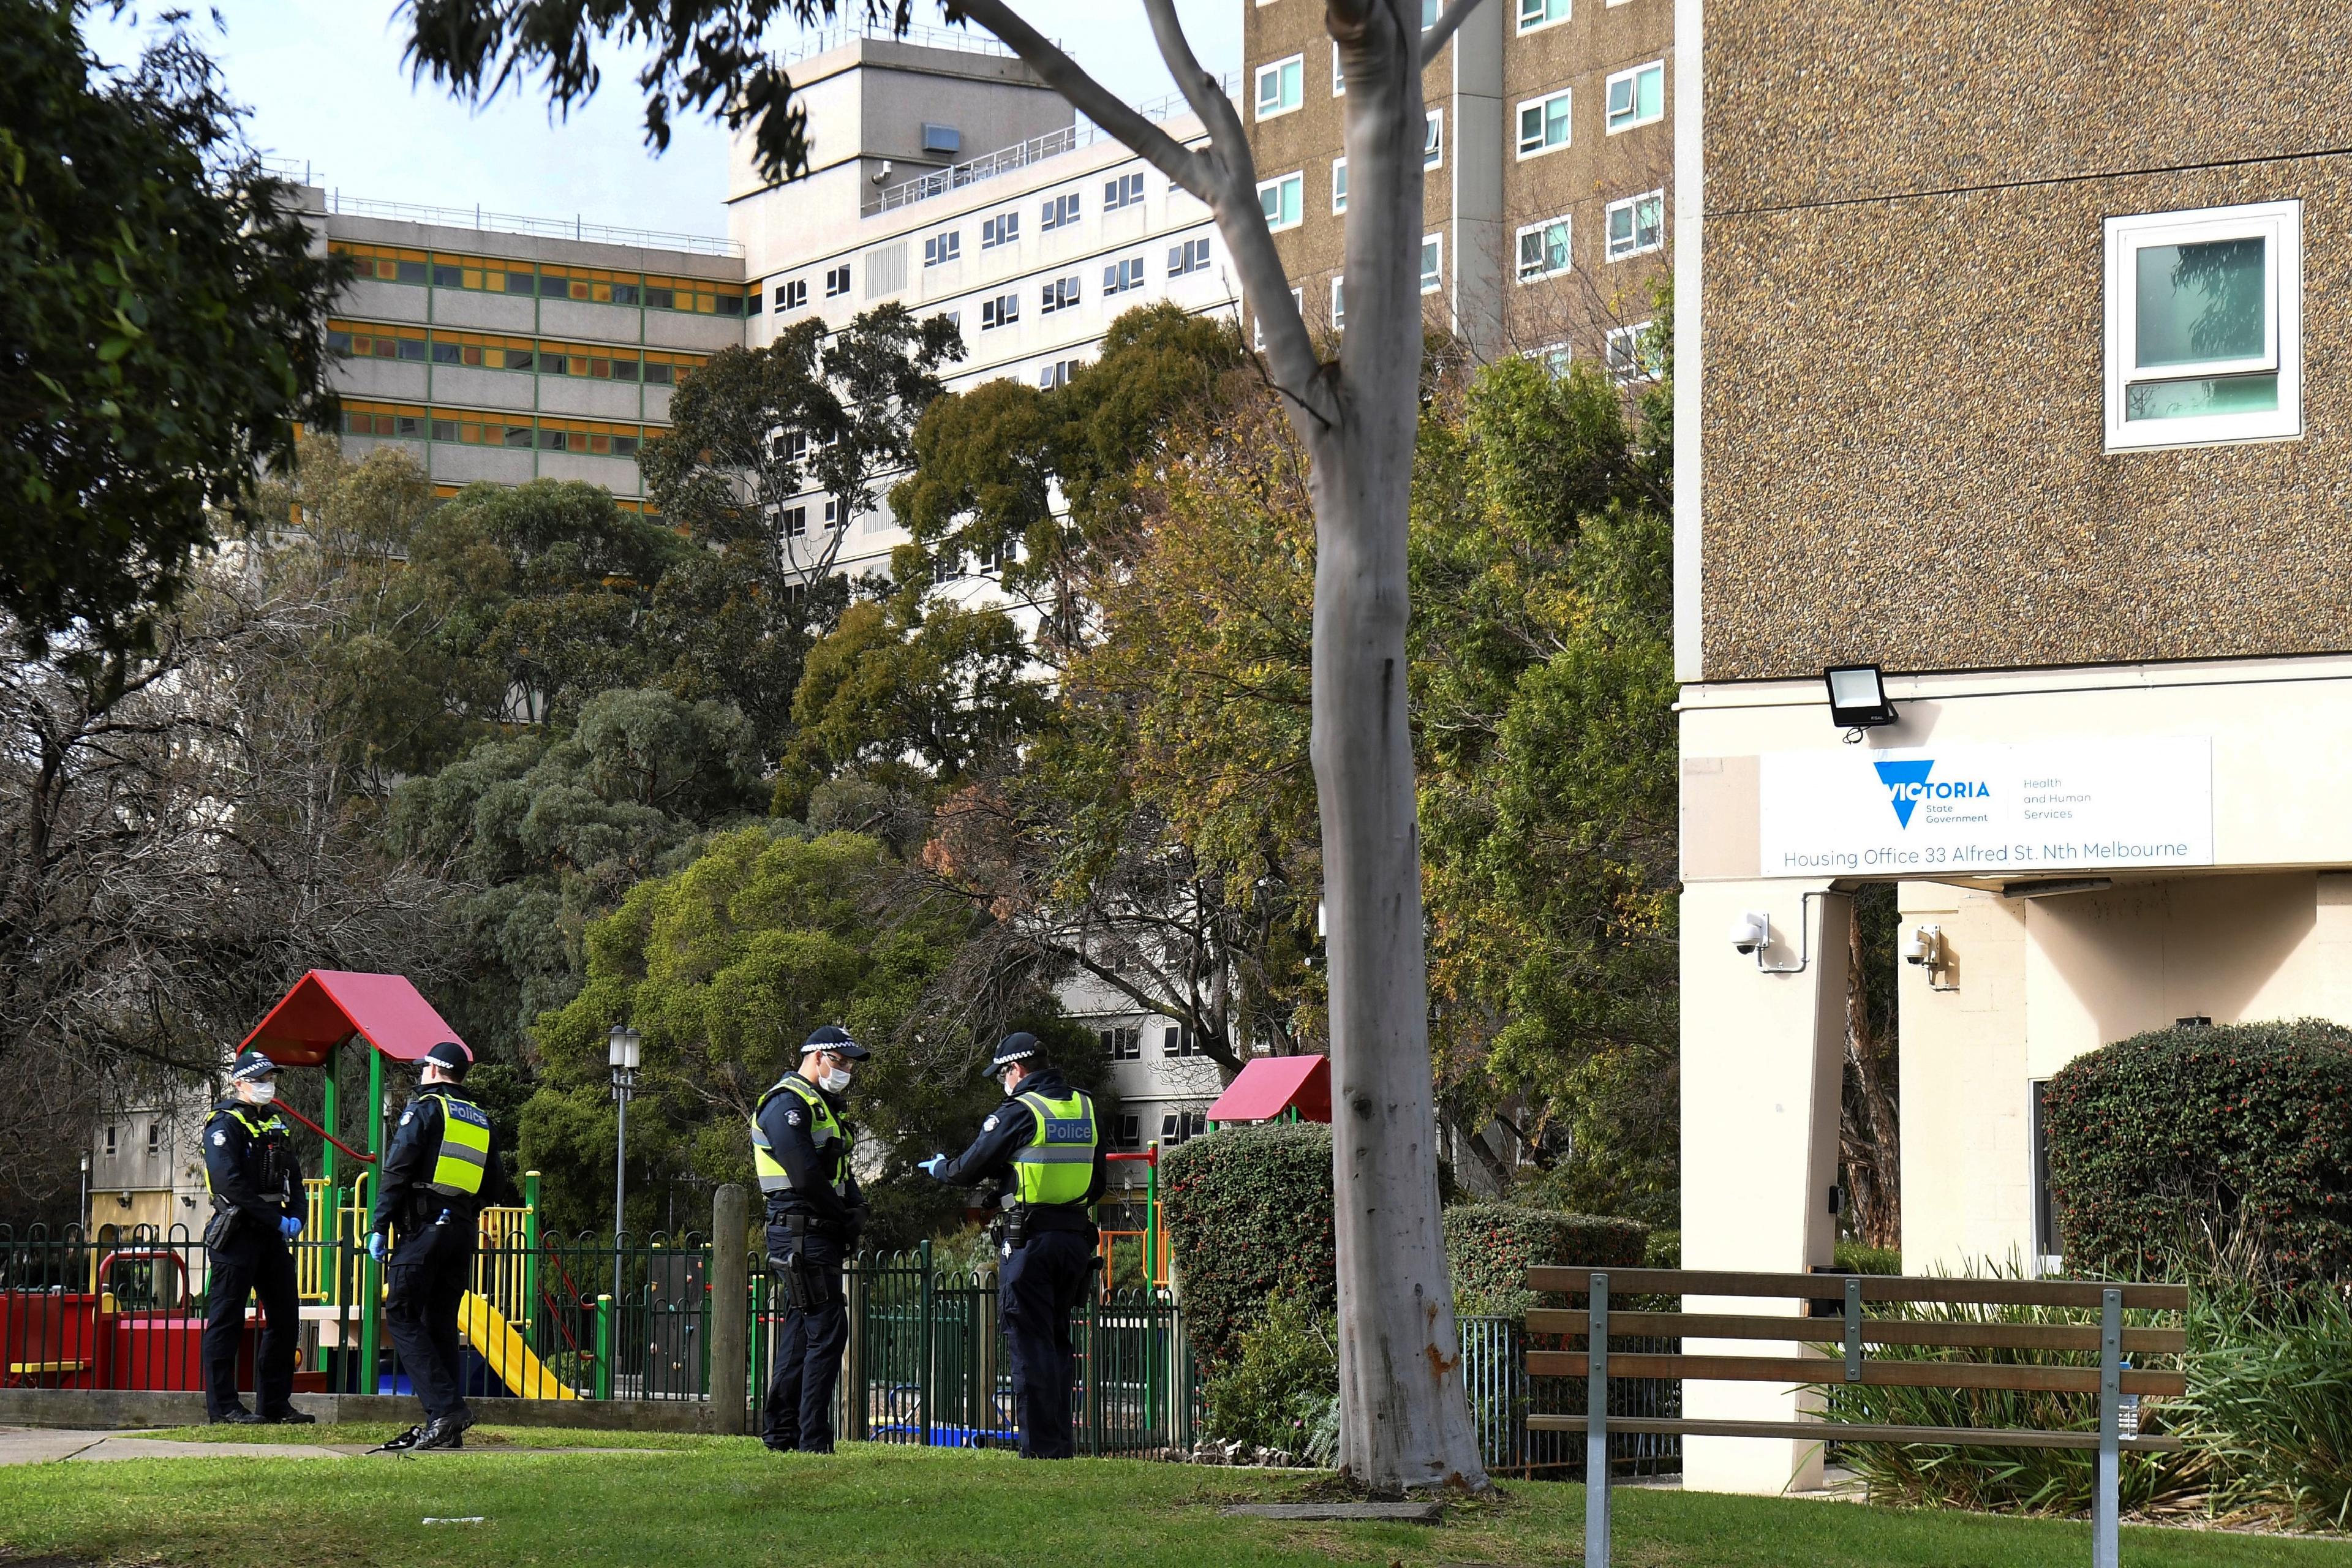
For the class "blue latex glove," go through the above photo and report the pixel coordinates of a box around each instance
[919,1154,949,1181]
[279,1215,303,1240]
[367,1231,387,1263]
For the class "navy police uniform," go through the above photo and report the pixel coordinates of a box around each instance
[369,1040,516,1449]
[930,1033,1107,1459]
[749,1025,870,1452]
[200,1050,308,1423]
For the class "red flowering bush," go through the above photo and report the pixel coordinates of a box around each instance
[2043,1019,2352,1286]
[1161,1123,1333,1366]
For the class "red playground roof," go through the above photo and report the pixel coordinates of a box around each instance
[238,970,466,1068]
[1206,1053,1332,1124]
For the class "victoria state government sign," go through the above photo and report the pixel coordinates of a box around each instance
[1756,737,2215,878]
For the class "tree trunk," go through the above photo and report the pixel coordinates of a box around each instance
[1308,7,1488,1491]
[1841,902,1902,1248]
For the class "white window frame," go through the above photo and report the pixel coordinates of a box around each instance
[1515,215,1572,282]
[1517,0,1570,34]
[1105,171,1145,210]
[1332,41,1346,96]
[824,265,851,298]
[1258,172,1304,232]
[1040,274,1082,315]
[981,210,1019,249]
[1423,109,1444,171]
[1331,276,1346,328]
[922,230,960,268]
[1331,157,1348,214]
[981,293,1019,330]
[1517,89,1572,158]
[1605,61,1665,134]
[1104,255,1147,296]
[1255,55,1305,121]
[1168,236,1211,277]
[2104,200,2302,451]
[1607,320,1658,382]
[1529,341,1572,376]
[780,278,808,311]
[1420,233,1443,295]
[1604,189,1666,261]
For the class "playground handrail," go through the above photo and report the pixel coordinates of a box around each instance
[275,1099,375,1165]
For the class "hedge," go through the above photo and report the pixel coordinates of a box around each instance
[1444,1204,1647,1317]
[2042,1019,2352,1285]
[1161,1123,1334,1366]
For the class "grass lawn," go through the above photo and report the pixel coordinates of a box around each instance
[2,1434,2349,1567]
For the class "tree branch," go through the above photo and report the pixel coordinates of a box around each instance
[1420,0,1488,69]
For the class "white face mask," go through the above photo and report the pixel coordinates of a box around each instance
[820,1065,853,1095]
[244,1081,277,1105]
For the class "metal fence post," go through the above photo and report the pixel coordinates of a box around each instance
[710,1185,748,1435]
[919,1238,935,1446]
[2096,1287,2121,1568]
[1587,1271,1610,1568]
[595,1294,615,1401]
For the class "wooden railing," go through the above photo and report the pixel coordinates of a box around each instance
[1525,1266,2190,1568]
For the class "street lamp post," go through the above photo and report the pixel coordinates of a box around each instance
[607,1024,641,1315]
[78,1150,91,1237]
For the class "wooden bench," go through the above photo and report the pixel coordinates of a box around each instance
[1522,1267,2190,1568]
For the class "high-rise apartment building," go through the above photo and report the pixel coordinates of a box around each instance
[311,188,748,504]
[1242,0,1672,368]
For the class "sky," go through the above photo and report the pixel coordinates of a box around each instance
[84,1,1241,242]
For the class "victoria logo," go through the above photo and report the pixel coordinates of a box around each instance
[1874,759,1991,828]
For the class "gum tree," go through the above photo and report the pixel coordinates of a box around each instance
[404,0,1491,1490]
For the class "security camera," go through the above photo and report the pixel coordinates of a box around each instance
[1901,923,1943,967]
[1728,911,1770,956]
[871,160,893,187]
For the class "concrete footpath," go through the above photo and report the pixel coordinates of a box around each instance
[0,1428,350,1464]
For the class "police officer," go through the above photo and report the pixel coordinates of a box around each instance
[201,1049,315,1425]
[921,1031,1106,1460]
[750,1024,870,1453]
[366,1039,517,1452]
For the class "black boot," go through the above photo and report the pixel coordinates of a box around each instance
[263,1407,318,1425]
[210,1407,263,1425]
[414,1412,473,1450]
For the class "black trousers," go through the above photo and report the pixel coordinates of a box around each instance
[383,1207,476,1423]
[999,1227,1094,1459]
[762,1224,846,1451]
[203,1224,299,1419]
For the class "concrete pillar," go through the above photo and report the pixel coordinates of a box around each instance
[709,1183,749,1436]
[1678,879,1848,1494]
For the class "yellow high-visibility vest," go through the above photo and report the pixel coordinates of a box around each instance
[1012,1089,1098,1208]
[417,1087,492,1197]
[749,1074,851,1197]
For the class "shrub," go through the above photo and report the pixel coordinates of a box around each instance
[1443,1204,1647,1318]
[1199,1291,1338,1454]
[1834,1241,1902,1276]
[1161,1123,1333,1366]
[2042,1019,2352,1286]
[2176,1286,2352,1529]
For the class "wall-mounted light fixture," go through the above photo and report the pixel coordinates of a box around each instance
[1733,891,1829,974]
[1823,664,1899,741]
[1902,922,1958,991]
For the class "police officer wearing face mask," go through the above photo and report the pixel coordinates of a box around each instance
[366,1039,518,1452]
[749,1025,870,1453]
[920,1031,1106,1460]
[201,1049,315,1425]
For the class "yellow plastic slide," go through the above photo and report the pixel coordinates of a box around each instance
[459,1291,578,1400]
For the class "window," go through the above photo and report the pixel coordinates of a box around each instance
[1424,110,1444,170]
[1531,342,1573,376]
[1331,276,1346,328]
[745,288,763,316]
[1518,89,1571,156]
[146,1122,161,1156]
[2030,1080,2061,1267]
[1041,274,1081,314]
[825,264,851,298]
[1422,0,1439,27]
[982,293,1020,330]
[1161,1110,1208,1145]
[778,278,808,311]
[1105,171,1145,210]
[1169,236,1212,276]
[1518,0,1568,30]
[1607,320,1660,382]
[782,505,808,538]
[329,241,429,285]
[1420,233,1443,294]
[1112,1114,1143,1150]
[1164,1023,1205,1057]
[1255,55,1304,119]
[1332,41,1345,95]
[923,230,961,268]
[824,499,840,531]
[1039,358,1081,390]
[1517,216,1571,281]
[1331,158,1348,214]
[1099,1026,1142,1061]
[981,209,1020,249]
[778,430,810,464]
[1104,256,1146,295]
[1605,190,1665,260]
[105,1125,118,1156]
[1258,172,1303,232]
[2105,200,2301,449]
[1605,61,1665,132]
[1041,192,1082,231]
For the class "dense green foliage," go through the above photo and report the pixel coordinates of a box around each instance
[2,1,341,650]
[1441,1204,1647,1318]
[1161,1124,1336,1366]
[2178,1287,2352,1529]
[1199,1291,1340,1457]
[2043,1019,2352,1286]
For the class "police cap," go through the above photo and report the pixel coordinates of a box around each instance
[228,1048,279,1084]
[422,1039,475,1079]
[801,1024,870,1061]
[984,1031,1041,1077]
